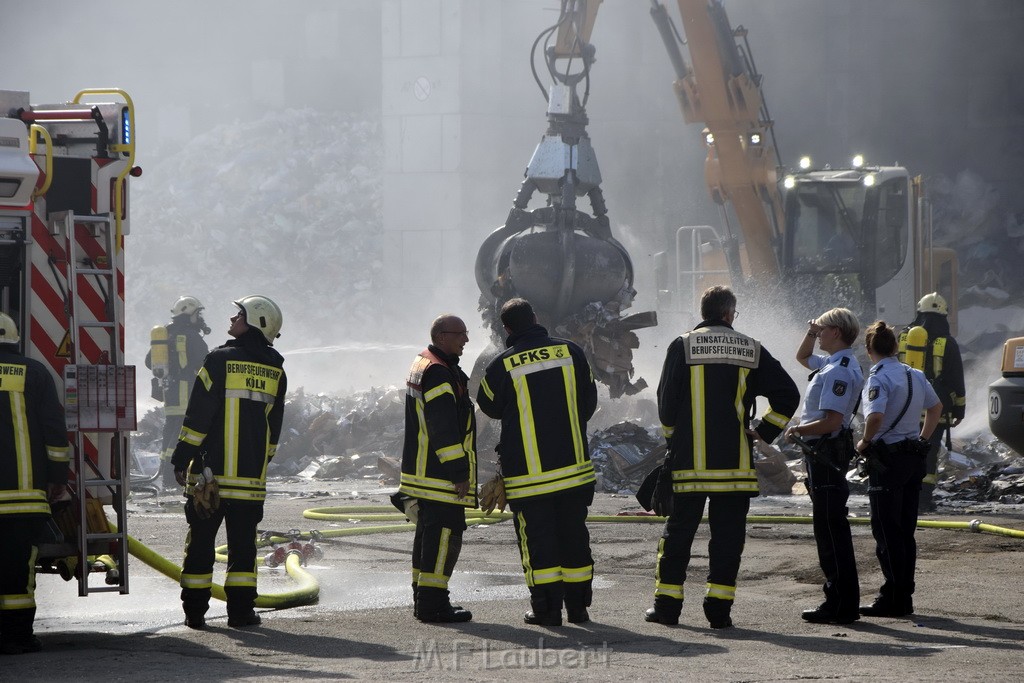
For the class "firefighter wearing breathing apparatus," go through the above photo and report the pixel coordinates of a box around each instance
[146,296,210,487]
[398,314,477,624]
[897,292,965,512]
[0,313,70,655]
[477,298,599,627]
[171,296,285,630]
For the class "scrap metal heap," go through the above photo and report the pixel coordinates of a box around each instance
[475,0,656,398]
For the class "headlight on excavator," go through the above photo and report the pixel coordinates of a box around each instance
[798,156,812,170]
[783,176,796,189]
[851,154,865,168]
[704,130,715,146]
[749,132,762,146]
[863,173,876,187]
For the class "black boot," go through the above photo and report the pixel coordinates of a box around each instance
[703,597,733,629]
[524,593,562,626]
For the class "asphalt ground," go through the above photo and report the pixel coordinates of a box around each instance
[8,480,1024,682]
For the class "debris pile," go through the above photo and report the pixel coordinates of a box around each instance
[131,390,1022,509]
[935,437,1024,506]
[588,422,664,493]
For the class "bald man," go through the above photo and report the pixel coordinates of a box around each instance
[397,315,478,622]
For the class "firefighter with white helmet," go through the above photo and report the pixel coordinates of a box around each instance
[145,296,211,487]
[897,292,966,512]
[171,295,286,629]
[0,313,70,654]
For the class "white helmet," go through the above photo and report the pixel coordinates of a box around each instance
[917,292,948,316]
[233,295,283,345]
[0,313,19,344]
[171,296,205,318]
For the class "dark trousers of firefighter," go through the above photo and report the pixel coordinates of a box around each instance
[180,499,264,619]
[919,426,945,510]
[805,454,860,615]
[867,451,925,610]
[412,500,466,613]
[510,487,595,614]
[654,494,750,622]
[0,518,44,642]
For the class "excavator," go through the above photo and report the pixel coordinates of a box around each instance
[648,0,957,328]
[476,1,958,394]
[475,0,657,399]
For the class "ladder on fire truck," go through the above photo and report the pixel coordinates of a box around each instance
[53,210,132,596]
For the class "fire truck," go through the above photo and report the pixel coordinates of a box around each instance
[0,88,137,595]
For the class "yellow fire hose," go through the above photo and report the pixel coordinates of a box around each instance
[109,504,1023,613]
[109,522,320,609]
[302,506,1024,539]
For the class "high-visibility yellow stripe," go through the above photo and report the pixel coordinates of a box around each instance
[414,398,429,477]
[562,365,584,463]
[434,527,451,577]
[690,365,706,470]
[225,572,257,588]
[736,368,750,469]
[517,511,535,586]
[417,573,449,589]
[224,397,240,476]
[532,566,563,585]
[479,377,494,401]
[180,573,213,589]
[922,473,938,485]
[424,383,454,402]
[47,445,71,462]
[436,443,465,463]
[198,367,212,392]
[654,537,684,599]
[179,426,205,446]
[0,594,36,610]
[562,565,593,583]
[672,481,758,494]
[762,410,790,429]
[706,582,736,600]
[513,374,542,474]
[11,393,31,490]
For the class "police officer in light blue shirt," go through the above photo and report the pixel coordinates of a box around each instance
[856,320,941,619]
[785,307,863,625]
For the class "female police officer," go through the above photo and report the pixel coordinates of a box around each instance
[785,308,863,625]
[856,321,942,618]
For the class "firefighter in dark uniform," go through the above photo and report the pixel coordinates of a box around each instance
[0,313,70,655]
[786,307,864,624]
[645,286,799,629]
[897,292,965,512]
[172,296,286,630]
[857,321,941,618]
[477,298,598,627]
[397,313,476,623]
[145,296,210,487]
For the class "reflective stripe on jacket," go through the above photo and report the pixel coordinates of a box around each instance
[658,322,799,496]
[0,352,70,517]
[170,329,286,503]
[399,346,477,507]
[477,325,598,501]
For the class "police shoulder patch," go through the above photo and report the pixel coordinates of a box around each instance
[868,387,879,401]
[832,380,847,397]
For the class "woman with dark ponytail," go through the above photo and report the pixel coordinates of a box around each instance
[855,321,942,618]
